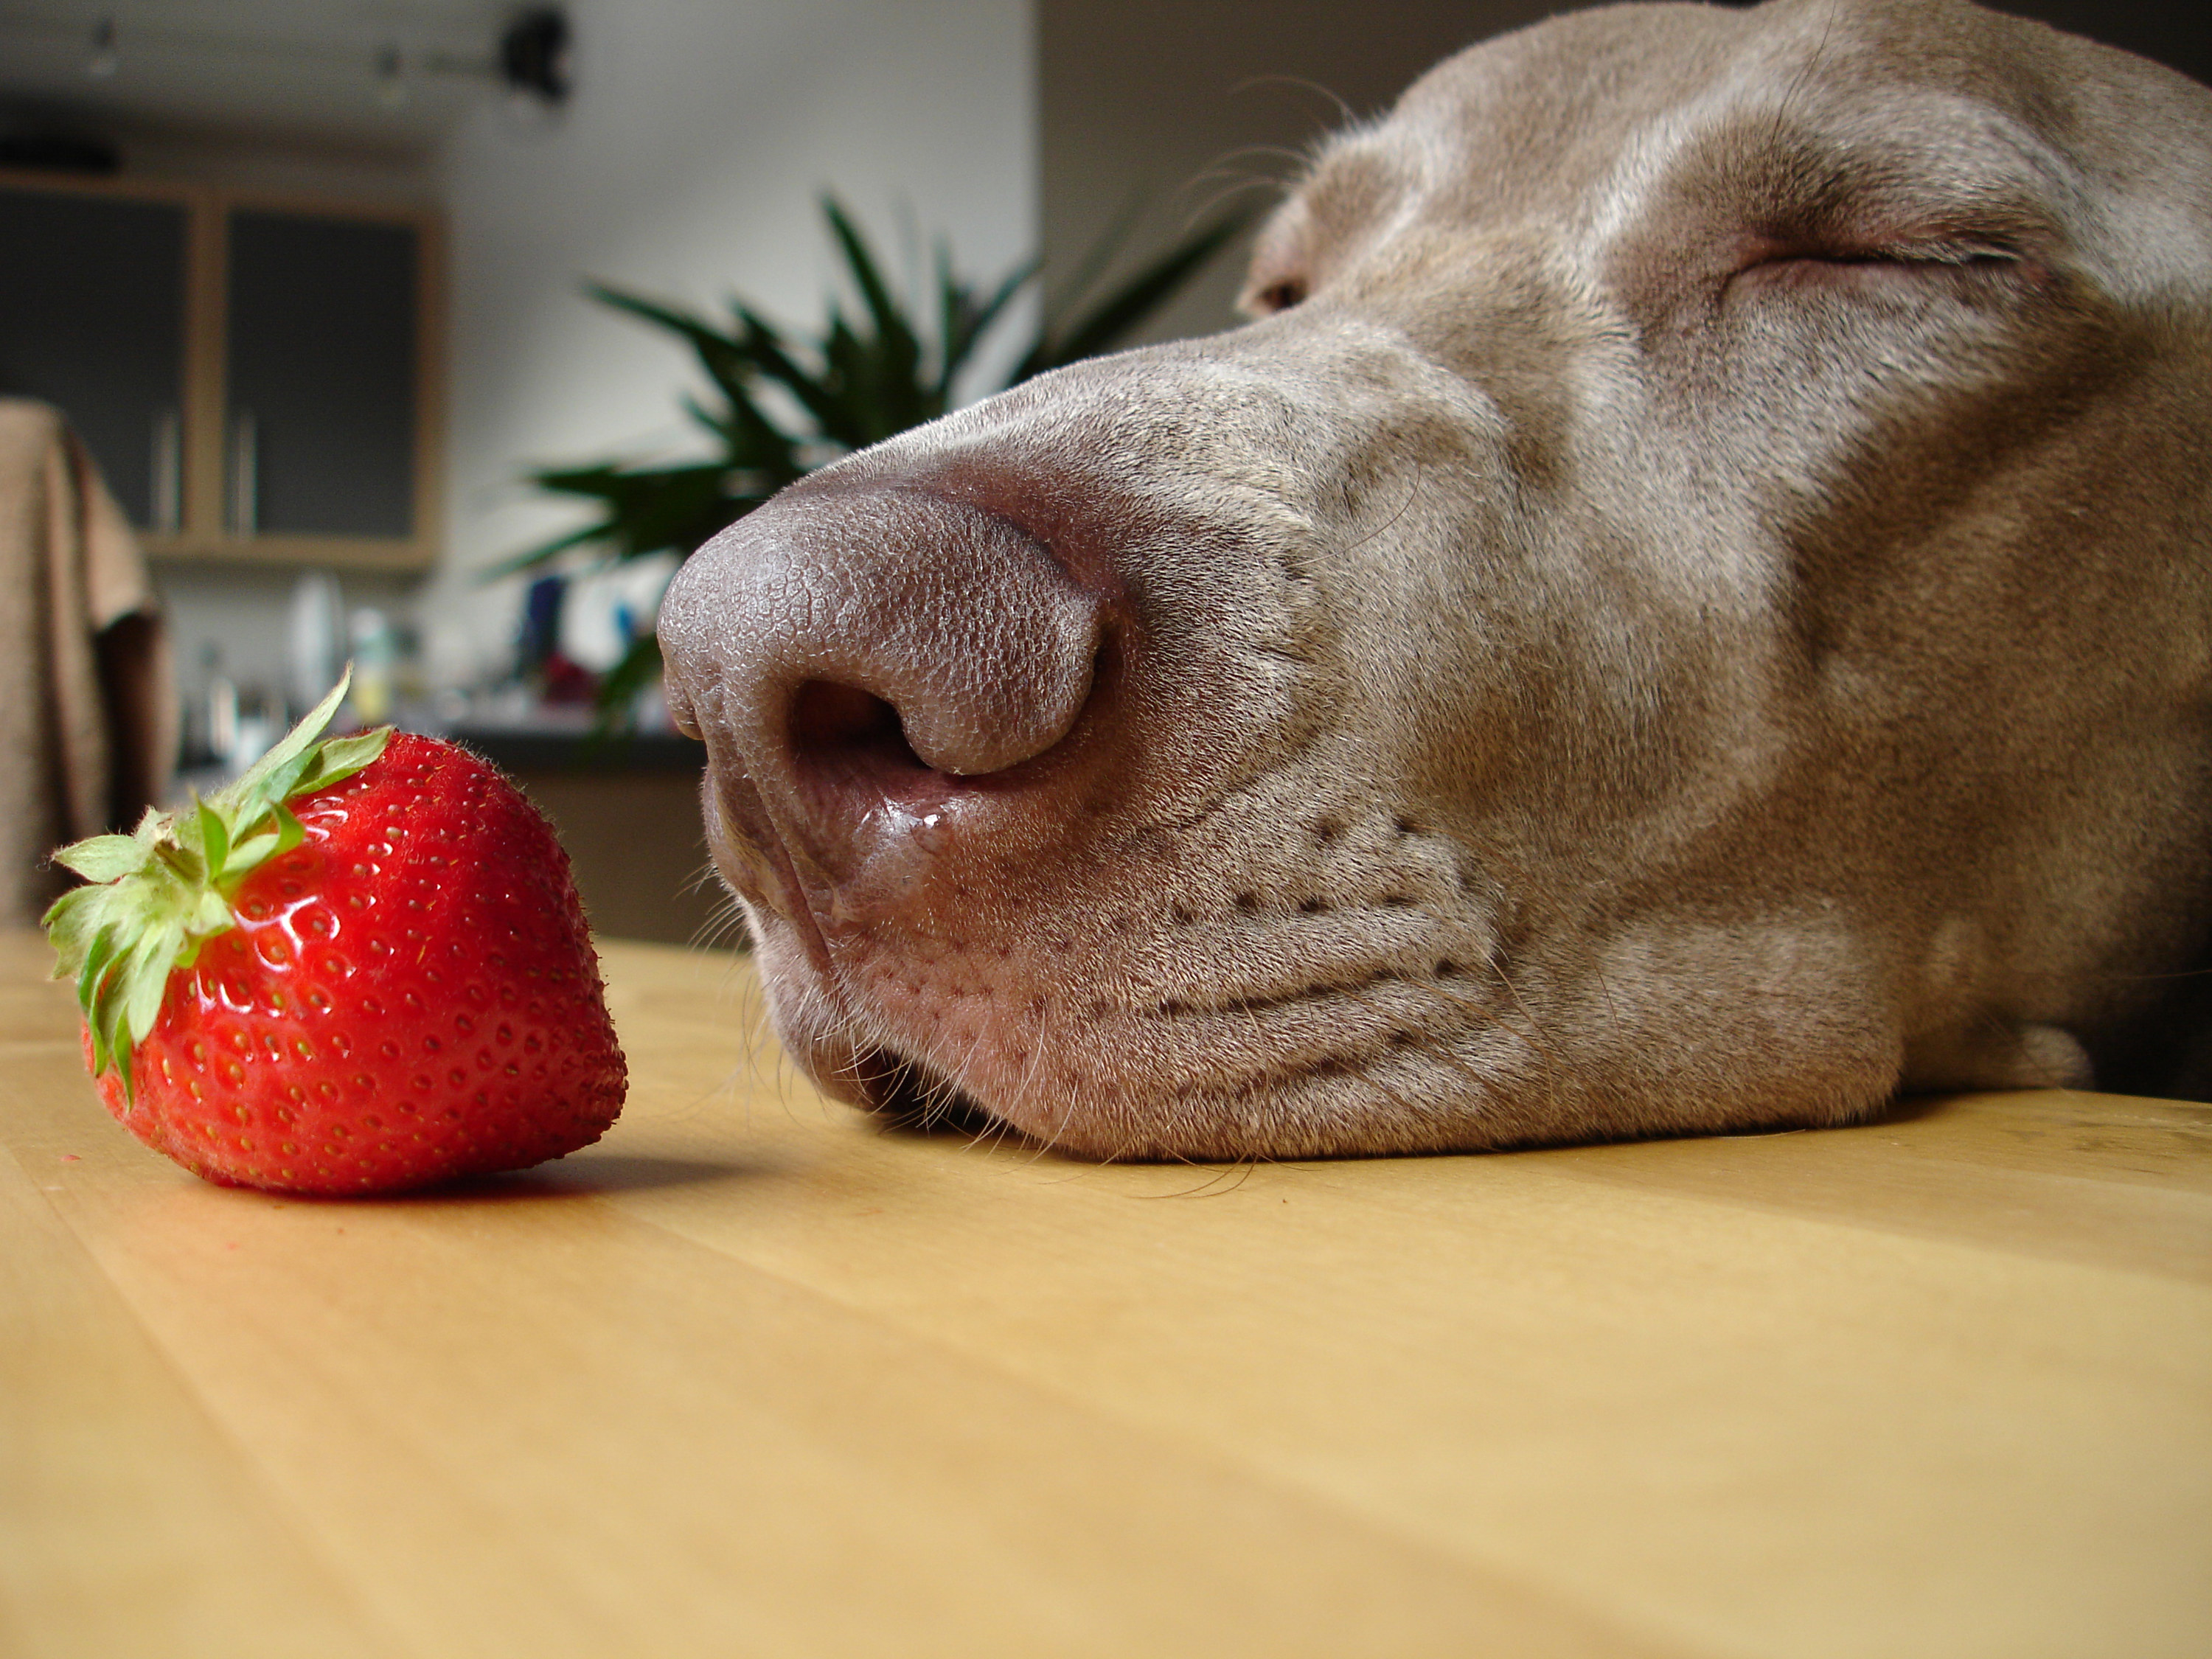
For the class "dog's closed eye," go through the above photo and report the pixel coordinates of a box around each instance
[1729,234,2031,299]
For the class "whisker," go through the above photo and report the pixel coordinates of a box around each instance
[1765,0,1840,156]
[1002,1004,1065,1167]
[1190,140,1315,175]
[1138,1151,1256,1197]
[1225,72,1358,131]
[1020,1082,1086,1169]
[1480,950,1565,1113]
[1337,463,1426,559]
[1180,175,1292,231]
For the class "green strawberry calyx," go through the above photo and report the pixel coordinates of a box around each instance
[42,670,392,1104]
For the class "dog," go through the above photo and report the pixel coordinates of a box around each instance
[656,0,2212,1159]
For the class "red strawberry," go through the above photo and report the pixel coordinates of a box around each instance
[44,677,626,1194]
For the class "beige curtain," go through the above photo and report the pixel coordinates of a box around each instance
[0,398,178,927]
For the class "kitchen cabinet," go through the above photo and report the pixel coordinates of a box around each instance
[0,169,442,570]
[0,184,187,530]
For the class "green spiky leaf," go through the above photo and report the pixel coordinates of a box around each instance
[41,667,394,1103]
[53,835,151,883]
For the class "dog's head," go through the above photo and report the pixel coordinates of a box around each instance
[658,0,2212,1157]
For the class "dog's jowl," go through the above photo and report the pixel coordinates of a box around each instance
[657,0,2212,1158]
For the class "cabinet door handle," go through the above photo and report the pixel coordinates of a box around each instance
[150,408,181,533]
[227,408,258,535]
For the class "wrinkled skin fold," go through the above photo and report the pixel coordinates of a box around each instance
[658,0,2212,1158]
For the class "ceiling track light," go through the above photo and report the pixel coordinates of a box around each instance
[38,7,574,111]
[498,8,571,107]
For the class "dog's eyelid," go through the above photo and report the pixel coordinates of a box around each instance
[1854,229,2028,266]
[1736,192,2051,268]
[1911,241,2022,266]
[1859,246,2019,272]
[1732,233,2028,284]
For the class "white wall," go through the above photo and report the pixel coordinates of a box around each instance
[422,0,1038,689]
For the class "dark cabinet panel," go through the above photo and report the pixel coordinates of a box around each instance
[0,172,437,568]
[0,187,187,528]
[226,211,419,539]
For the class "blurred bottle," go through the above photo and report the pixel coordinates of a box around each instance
[518,574,564,677]
[229,687,279,773]
[349,607,398,724]
[287,571,346,719]
[202,645,237,765]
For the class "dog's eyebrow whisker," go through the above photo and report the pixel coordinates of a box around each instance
[1183,175,1298,229]
[1762,0,1845,164]
[1222,72,1358,131]
[1587,951,1626,1040]
[1194,139,1317,174]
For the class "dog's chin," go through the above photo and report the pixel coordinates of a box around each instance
[841,1044,1010,1141]
[737,917,1026,1145]
[789,1017,1133,1157]
[747,951,1161,1161]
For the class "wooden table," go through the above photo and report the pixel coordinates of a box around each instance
[4,932,2206,1658]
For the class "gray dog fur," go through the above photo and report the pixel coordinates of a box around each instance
[658,0,2212,1158]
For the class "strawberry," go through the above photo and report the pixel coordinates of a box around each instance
[42,676,627,1194]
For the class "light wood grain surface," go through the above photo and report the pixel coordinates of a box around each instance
[3,929,2206,1658]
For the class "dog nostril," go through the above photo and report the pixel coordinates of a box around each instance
[793,679,900,749]
[790,680,928,785]
[664,481,1110,858]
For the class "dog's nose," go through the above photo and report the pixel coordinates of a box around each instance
[658,482,1106,882]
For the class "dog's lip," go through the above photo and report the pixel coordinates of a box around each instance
[706,757,1015,1002]
[702,768,852,987]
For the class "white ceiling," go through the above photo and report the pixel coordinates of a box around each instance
[0,1,519,153]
